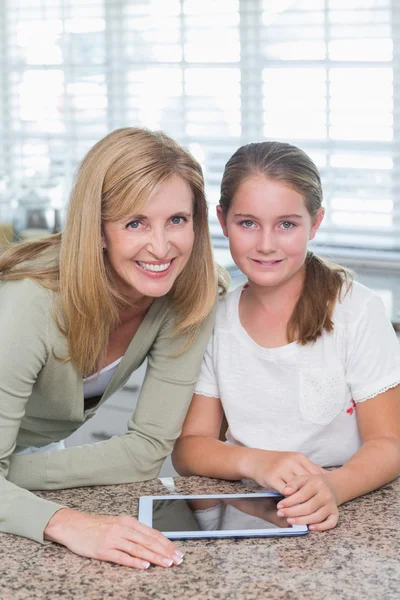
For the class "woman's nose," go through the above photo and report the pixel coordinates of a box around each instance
[147,230,170,258]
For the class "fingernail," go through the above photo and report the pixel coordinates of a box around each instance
[287,518,295,524]
[309,525,315,530]
[174,550,184,560]
[141,561,150,569]
[277,510,284,517]
[277,502,283,509]
[162,558,174,567]
[284,486,292,492]
[175,557,184,566]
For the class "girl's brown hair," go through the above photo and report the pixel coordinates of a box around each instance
[219,141,351,345]
[0,127,228,375]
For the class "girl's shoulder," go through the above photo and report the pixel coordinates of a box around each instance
[215,283,243,330]
[333,280,384,327]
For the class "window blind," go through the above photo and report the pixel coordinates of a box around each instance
[0,0,398,257]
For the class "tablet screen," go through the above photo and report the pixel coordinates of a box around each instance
[151,496,292,532]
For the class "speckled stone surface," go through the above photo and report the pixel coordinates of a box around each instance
[0,476,399,600]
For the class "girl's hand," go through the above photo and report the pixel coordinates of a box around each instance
[246,449,325,494]
[44,508,184,569]
[276,474,339,531]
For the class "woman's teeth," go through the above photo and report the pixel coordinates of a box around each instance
[137,261,172,272]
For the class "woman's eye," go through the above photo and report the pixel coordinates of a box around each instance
[171,216,187,225]
[281,221,295,229]
[126,220,141,229]
[240,220,255,228]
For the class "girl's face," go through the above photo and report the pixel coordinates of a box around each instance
[102,175,195,303]
[217,175,324,291]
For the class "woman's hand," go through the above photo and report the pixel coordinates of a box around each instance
[245,449,326,494]
[275,474,339,531]
[44,508,184,569]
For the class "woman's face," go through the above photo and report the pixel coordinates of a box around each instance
[102,175,195,303]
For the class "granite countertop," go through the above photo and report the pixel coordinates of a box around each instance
[1,476,399,600]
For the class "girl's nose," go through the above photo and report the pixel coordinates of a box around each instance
[256,231,277,254]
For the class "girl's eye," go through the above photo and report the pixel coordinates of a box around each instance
[240,220,255,229]
[280,221,295,230]
[126,220,141,229]
[171,216,187,225]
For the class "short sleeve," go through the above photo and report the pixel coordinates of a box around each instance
[193,333,220,398]
[346,294,400,402]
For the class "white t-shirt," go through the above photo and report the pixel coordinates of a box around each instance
[194,281,400,467]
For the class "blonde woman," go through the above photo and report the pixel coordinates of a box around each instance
[0,128,227,569]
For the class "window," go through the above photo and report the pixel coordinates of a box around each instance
[0,0,399,261]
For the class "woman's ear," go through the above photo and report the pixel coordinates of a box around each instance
[216,205,229,237]
[309,207,325,241]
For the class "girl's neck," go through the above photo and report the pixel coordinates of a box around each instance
[239,267,305,349]
[245,266,305,314]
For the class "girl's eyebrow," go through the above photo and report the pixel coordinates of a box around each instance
[233,212,303,219]
[233,213,257,218]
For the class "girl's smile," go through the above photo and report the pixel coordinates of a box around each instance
[217,175,324,293]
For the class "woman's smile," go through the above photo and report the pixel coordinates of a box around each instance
[102,175,194,302]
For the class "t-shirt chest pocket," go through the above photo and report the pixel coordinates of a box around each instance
[299,367,347,426]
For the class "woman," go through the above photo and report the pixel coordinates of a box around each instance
[0,127,227,569]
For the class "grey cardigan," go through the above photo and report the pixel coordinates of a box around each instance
[0,279,215,543]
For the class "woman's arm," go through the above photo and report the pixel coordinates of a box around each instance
[8,306,218,491]
[172,393,325,493]
[0,281,183,567]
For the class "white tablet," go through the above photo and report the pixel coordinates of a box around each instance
[138,492,308,539]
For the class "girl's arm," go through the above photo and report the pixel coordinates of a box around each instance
[172,393,325,493]
[326,384,400,503]
[277,292,400,530]
[276,385,400,530]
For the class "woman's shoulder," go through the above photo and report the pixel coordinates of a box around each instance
[0,277,54,312]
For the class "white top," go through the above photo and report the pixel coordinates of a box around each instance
[194,281,400,467]
[83,357,123,399]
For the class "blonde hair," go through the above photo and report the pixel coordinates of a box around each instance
[219,141,352,345]
[0,128,228,375]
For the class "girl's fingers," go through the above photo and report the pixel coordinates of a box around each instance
[280,476,309,501]
[309,513,339,531]
[301,459,324,475]
[278,495,321,519]
[285,506,330,526]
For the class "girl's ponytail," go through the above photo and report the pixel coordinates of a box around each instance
[287,251,352,345]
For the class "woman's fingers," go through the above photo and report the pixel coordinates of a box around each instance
[119,516,182,559]
[121,527,184,566]
[117,538,182,568]
[105,549,151,570]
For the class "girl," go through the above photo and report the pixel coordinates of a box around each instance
[0,127,228,567]
[172,141,400,531]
